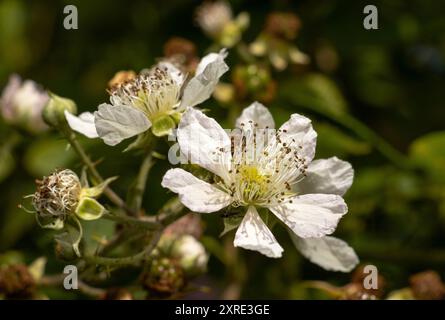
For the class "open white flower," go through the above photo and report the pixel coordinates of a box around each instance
[65,49,229,145]
[162,102,358,272]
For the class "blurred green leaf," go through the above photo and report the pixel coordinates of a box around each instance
[0,143,15,182]
[410,131,445,182]
[316,123,371,158]
[280,73,348,116]
[24,136,76,177]
[81,218,116,256]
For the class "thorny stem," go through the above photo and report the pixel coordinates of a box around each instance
[65,132,136,216]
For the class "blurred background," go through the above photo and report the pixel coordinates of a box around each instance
[0,0,445,299]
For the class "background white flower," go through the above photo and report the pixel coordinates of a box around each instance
[162,102,358,271]
[0,74,49,133]
[65,49,229,145]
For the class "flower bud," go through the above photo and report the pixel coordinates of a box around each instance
[0,74,49,133]
[42,92,77,130]
[142,258,185,297]
[170,235,209,277]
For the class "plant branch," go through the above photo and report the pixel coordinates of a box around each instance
[65,132,136,216]
[127,152,155,215]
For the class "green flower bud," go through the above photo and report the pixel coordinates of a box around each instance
[42,92,77,130]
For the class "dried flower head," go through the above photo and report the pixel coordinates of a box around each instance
[32,169,81,220]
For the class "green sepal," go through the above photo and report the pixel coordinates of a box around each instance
[80,176,117,198]
[220,213,243,237]
[75,197,106,221]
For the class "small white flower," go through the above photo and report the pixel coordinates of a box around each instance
[0,74,49,133]
[196,1,233,38]
[162,102,358,271]
[65,50,229,145]
[195,1,250,48]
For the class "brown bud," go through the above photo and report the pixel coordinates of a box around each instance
[264,12,301,40]
[163,37,198,73]
[350,265,386,299]
[0,264,35,298]
[409,270,445,300]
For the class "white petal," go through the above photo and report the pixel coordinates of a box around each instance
[236,101,275,130]
[298,157,354,196]
[179,49,229,109]
[278,113,318,164]
[290,234,359,272]
[64,111,99,138]
[269,194,347,238]
[178,108,231,178]
[234,206,283,258]
[161,168,232,213]
[94,103,151,146]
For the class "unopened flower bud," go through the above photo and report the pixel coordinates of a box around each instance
[0,74,49,133]
[170,235,209,277]
[142,258,185,297]
[196,1,233,38]
[0,264,35,298]
[42,92,77,130]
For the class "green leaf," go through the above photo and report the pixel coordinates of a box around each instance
[316,123,371,158]
[220,214,243,237]
[75,197,105,221]
[280,73,348,116]
[410,131,445,182]
[0,143,14,183]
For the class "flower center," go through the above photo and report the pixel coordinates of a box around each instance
[215,122,309,207]
[109,66,181,121]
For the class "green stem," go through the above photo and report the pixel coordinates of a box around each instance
[83,229,162,267]
[127,152,155,215]
[103,212,161,230]
[65,132,135,215]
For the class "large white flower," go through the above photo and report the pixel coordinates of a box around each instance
[162,102,358,272]
[65,49,229,145]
